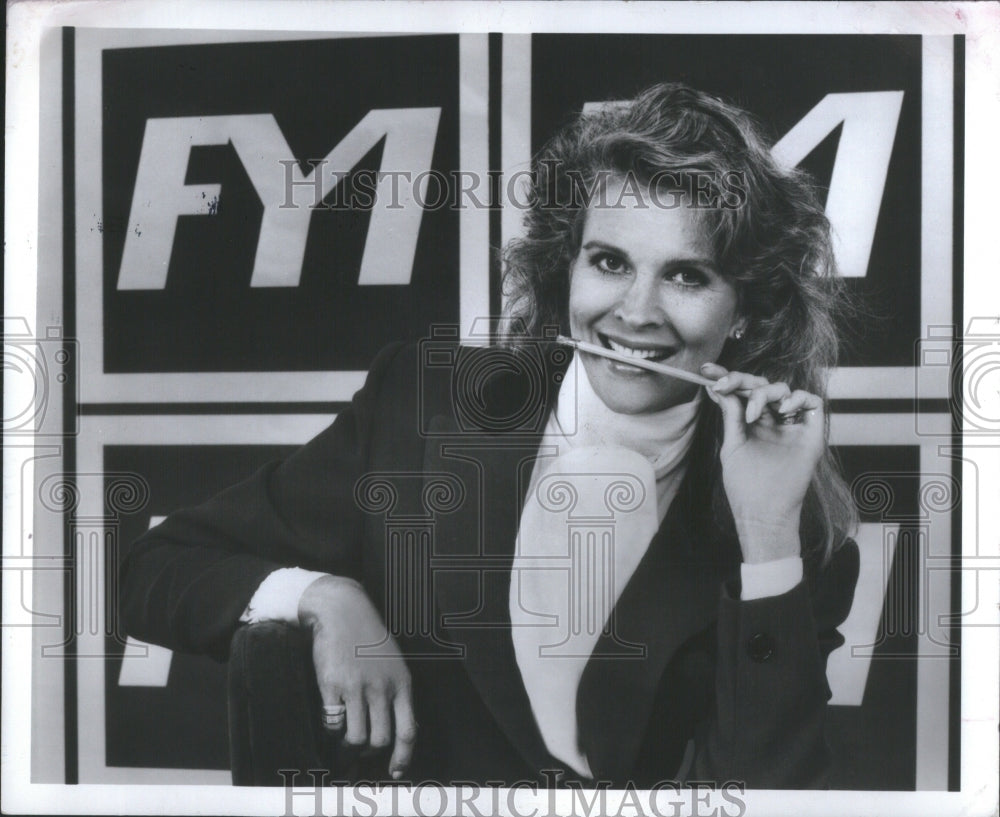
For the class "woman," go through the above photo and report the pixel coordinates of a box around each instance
[121,82,860,789]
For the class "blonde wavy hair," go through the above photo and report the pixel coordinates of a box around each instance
[502,82,858,563]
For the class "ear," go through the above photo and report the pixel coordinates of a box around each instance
[728,317,748,341]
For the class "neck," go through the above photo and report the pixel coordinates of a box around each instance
[555,357,702,478]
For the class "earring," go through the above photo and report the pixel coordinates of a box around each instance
[733,327,745,341]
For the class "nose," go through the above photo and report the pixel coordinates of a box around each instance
[613,273,663,328]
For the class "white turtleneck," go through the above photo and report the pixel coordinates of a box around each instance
[509,358,702,775]
[550,355,703,522]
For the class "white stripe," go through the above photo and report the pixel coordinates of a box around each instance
[827,365,949,400]
[915,36,954,790]
[829,413,950,446]
[921,36,955,347]
[459,34,492,341]
[916,412,955,786]
[500,34,532,322]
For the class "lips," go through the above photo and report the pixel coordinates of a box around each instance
[598,332,675,362]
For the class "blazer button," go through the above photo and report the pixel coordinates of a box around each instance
[747,632,775,662]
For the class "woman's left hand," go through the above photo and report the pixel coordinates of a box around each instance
[702,363,825,564]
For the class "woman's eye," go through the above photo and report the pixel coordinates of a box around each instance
[669,267,707,286]
[593,254,626,274]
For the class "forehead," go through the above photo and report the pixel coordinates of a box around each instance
[580,177,715,262]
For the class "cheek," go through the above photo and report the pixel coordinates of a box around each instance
[567,265,602,327]
[676,295,738,348]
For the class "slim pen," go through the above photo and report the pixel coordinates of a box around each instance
[556,335,717,388]
[555,335,804,422]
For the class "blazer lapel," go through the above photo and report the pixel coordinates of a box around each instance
[422,421,552,770]
[575,417,742,783]
[419,342,570,771]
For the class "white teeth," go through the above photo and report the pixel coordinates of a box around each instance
[605,337,668,359]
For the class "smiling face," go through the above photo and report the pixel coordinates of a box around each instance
[567,177,742,414]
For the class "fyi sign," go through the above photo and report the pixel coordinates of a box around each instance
[99,35,461,374]
[117,109,441,291]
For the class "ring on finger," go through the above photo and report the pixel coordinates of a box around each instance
[778,409,806,425]
[322,703,347,727]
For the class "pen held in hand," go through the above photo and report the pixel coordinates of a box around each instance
[555,335,805,424]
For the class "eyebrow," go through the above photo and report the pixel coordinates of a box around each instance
[581,240,717,270]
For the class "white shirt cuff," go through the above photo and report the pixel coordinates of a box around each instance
[240,567,330,624]
[740,556,803,600]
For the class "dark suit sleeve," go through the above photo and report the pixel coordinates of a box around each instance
[119,342,407,661]
[693,539,860,788]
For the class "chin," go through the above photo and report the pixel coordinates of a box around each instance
[602,392,683,415]
[586,360,696,414]
[600,395,664,415]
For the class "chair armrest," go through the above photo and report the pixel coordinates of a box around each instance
[228,621,337,786]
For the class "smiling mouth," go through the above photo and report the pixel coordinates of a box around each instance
[598,333,676,363]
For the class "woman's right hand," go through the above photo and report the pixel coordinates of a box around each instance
[297,575,417,779]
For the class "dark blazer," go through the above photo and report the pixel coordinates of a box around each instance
[120,340,859,789]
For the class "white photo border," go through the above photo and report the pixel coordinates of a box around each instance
[5,2,998,816]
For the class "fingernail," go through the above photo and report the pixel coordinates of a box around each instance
[700,363,711,371]
[392,769,403,780]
